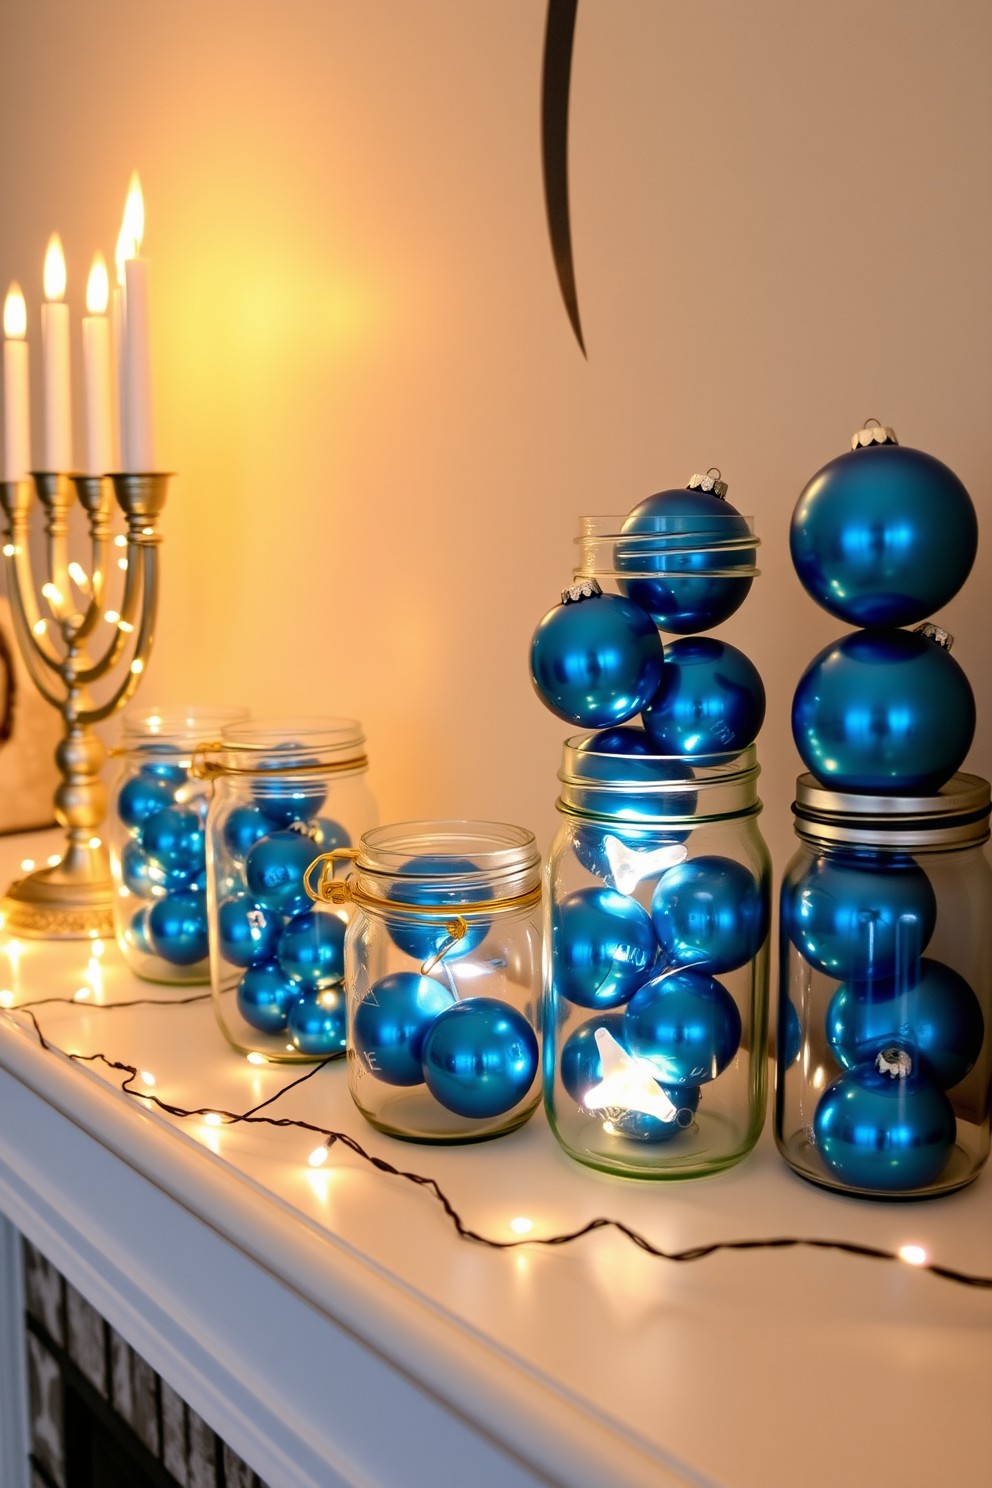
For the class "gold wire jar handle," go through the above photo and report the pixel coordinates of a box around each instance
[420,919,469,975]
[189,744,368,782]
[304,852,542,921]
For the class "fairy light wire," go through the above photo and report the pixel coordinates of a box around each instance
[3,995,991,1291]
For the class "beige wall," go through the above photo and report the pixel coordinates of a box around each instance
[0,0,989,881]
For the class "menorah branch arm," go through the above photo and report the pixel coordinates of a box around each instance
[1,555,65,709]
[77,542,159,726]
[34,473,75,627]
[72,541,145,687]
[67,476,115,646]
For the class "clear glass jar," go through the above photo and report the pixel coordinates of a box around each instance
[573,508,760,633]
[313,821,542,1143]
[776,773,992,1198]
[204,718,377,1061]
[110,706,248,983]
[545,740,771,1178]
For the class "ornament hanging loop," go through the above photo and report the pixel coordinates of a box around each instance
[852,419,898,450]
[420,917,469,975]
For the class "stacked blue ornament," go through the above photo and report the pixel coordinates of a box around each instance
[216,768,353,1056]
[785,420,982,1192]
[353,971,539,1120]
[531,470,768,1145]
[117,758,209,968]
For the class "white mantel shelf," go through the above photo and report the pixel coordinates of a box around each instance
[0,831,990,1488]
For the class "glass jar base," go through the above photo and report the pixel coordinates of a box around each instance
[353,1092,540,1146]
[776,1128,986,1201]
[547,1105,762,1180]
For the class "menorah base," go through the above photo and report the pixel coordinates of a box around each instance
[1,861,115,940]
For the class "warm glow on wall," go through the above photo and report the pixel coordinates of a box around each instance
[43,233,67,301]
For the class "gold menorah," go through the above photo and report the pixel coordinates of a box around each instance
[0,470,169,938]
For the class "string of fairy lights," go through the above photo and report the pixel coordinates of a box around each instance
[2,988,991,1291]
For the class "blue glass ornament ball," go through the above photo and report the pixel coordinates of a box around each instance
[571,727,698,867]
[244,831,317,918]
[651,855,768,975]
[311,818,352,869]
[138,759,188,786]
[118,773,176,830]
[529,591,665,729]
[120,840,163,898]
[826,957,984,1091]
[780,998,801,1068]
[386,856,491,964]
[615,486,754,634]
[288,987,347,1056]
[814,1052,956,1192]
[352,972,457,1086]
[147,890,209,966]
[421,998,539,1119]
[129,905,154,955]
[784,851,936,983]
[222,806,270,862]
[642,638,765,757]
[553,887,657,1009]
[791,444,978,628]
[142,807,206,879]
[251,744,327,827]
[237,961,299,1033]
[625,968,742,1085]
[792,627,975,794]
[277,909,346,991]
[217,894,280,969]
[558,1012,699,1142]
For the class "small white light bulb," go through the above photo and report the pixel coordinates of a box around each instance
[203,1112,223,1127]
[509,1217,534,1235]
[246,1052,267,1066]
[140,1071,156,1087]
[899,1244,928,1267]
[308,1146,329,1168]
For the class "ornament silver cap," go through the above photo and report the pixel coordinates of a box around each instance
[687,468,728,498]
[561,576,603,605]
[914,621,953,651]
[851,419,898,450]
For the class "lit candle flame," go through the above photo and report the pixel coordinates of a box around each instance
[86,253,109,315]
[3,283,26,339]
[44,234,67,302]
[115,171,144,284]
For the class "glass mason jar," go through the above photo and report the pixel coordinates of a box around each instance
[204,718,377,1061]
[573,504,760,635]
[312,821,542,1143]
[545,740,771,1178]
[110,706,248,983]
[776,773,992,1198]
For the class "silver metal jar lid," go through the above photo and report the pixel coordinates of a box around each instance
[792,772,991,851]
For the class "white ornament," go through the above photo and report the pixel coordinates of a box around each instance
[603,836,687,896]
[583,1028,678,1123]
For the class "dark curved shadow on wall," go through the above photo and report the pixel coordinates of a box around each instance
[541,0,585,356]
